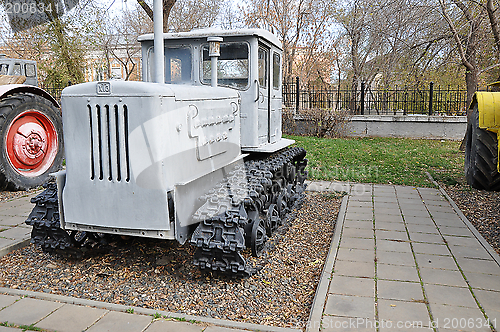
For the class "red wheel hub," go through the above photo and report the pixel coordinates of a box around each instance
[5,110,59,177]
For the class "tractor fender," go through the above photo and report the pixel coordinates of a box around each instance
[469,91,500,133]
[53,170,66,228]
[0,84,60,109]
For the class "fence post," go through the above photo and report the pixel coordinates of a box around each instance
[295,76,300,114]
[428,82,434,115]
[336,84,340,110]
[360,82,365,115]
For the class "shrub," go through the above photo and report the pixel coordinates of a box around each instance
[283,107,351,138]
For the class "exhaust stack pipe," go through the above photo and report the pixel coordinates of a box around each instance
[153,0,164,84]
[207,37,223,87]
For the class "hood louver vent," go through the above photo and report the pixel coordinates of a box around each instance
[88,104,130,182]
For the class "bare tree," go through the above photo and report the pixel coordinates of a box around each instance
[108,29,141,80]
[168,0,223,31]
[84,3,149,81]
[137,0,176,32]
[0,1,92,86]
[136,0,225,32]
[240,0,335,83]
[484,0,500,80]
[0,24,47,62]
[334,0,449,90]
[486,0,500,57]
[293,0,337,84]
[334,0,366,89]
[219,2,242,29]
[438,0,484,106]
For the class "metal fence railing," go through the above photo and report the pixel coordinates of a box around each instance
[40,85,65,103]
[41,79,468,116]
[283,78,468,116]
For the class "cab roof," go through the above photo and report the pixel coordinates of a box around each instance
[0,55,36,64]
[138,28,282,50]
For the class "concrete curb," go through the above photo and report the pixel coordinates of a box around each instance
[0,239,30,259]
[305,194,348,332]
[425,171,500,266]
[0,287,301,332]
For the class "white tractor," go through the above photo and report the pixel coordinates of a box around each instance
[26,4,307,277]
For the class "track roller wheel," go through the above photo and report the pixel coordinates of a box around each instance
[249,219,266,257]
[265,203,280,236]
[276,191,289,218]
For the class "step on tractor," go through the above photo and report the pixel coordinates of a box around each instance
[465,82,500,191]
[0,55,64,191]
[26,26,309,276]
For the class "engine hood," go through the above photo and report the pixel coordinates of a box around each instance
[62,81,239,101]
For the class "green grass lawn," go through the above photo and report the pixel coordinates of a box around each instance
[289,136,465,188]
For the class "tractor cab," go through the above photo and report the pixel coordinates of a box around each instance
[138,28,292,153]
[0,55,38,86]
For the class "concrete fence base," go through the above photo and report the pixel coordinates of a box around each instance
[284,114,467,140]
[348,115,467,140]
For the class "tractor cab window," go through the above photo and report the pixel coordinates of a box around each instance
[258,48,267,88]
[165,46,192,84]
[25,63,36,77]
[273,53,280,90]
[13,63,21,76]
[0,64,8,75]
[201,42,249,90]
[147,45,192,83]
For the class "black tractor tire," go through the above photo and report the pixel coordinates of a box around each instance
[0,92,63,191]
[464,105,500,190]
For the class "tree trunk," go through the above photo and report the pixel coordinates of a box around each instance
[137,0,153,20]
[163,0,176,32]
[486,0,500,80]
[465,68,478,110]
[486,0,500,55]
[51,19,84,84]
[106,50,111,79]
[350,74,359,113]
[136,0,176,32]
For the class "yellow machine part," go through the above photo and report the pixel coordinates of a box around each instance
[473,90,500,171]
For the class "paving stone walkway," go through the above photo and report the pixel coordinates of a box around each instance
[306,181,500,332]
[0,182,499,332]
[0,293,257,332]
[0,195,34,257]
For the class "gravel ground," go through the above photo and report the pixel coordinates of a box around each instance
[0,188,40,203]
[441,184,500,255]
[0,192,341,329]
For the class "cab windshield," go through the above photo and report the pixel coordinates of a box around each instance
[201,42,249,90]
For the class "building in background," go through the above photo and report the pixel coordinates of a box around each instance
[84,38,142,82]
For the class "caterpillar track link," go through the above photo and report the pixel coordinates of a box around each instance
[26,183,109,258]
[190,147,308,277]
